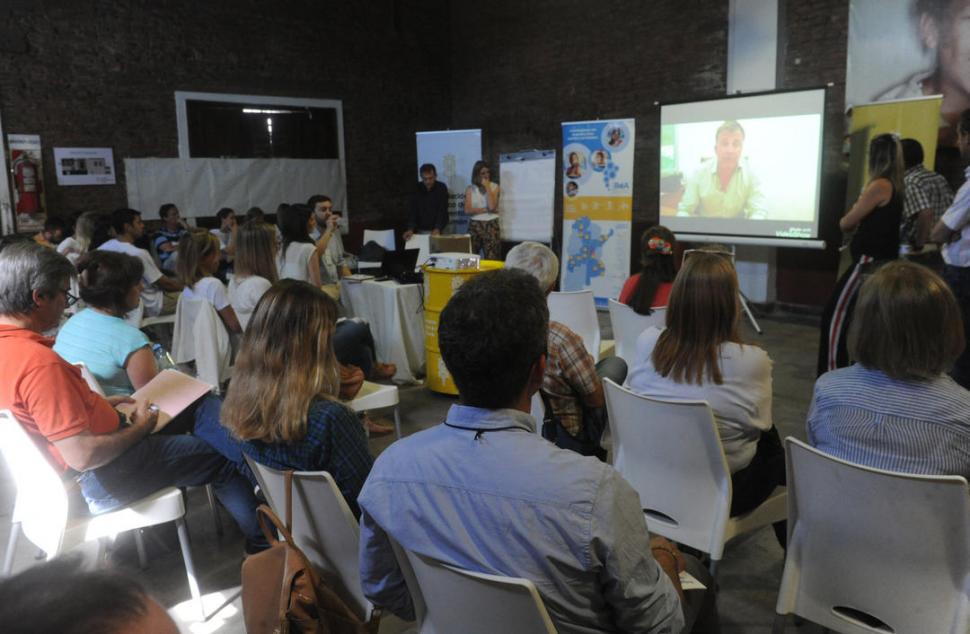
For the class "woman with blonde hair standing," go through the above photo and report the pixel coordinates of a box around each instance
[626,251,785,528]
[464,160,502,260]
[221,280,372,514]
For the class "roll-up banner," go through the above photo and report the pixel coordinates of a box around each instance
[415,129,482,235]
[560,119,635,307]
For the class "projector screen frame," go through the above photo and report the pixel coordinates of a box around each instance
[658,85,830,249]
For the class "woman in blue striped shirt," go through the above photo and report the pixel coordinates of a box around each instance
[808,260,970,478]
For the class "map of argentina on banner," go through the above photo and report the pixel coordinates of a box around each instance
[560,119,634,307]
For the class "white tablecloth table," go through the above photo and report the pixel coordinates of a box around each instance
[340,279,425,383]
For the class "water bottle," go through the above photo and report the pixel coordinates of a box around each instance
[152,343,177,371]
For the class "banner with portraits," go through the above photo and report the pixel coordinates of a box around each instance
[560,119,635,307]
[846,0,959,146]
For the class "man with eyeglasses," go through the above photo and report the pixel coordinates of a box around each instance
[0,242,267,553]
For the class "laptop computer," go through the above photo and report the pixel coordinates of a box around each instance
[381,248,422,284]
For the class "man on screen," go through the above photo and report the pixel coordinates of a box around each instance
[677,120,767,220]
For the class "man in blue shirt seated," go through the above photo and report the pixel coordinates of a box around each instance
[357,268,718,633]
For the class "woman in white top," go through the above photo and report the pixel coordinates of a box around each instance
[464,160,502,260]
[176,231,242,334]
[228,221,278,330]
[625,249,786,525]
[276,203,327,284]
[56,211,98,265]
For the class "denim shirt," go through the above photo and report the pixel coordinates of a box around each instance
[358,404,683,633]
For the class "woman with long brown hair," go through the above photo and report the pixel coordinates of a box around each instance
[619,225,677,315]
[221,279,372,514]
[176,230,242,333]
[626,251,786,521]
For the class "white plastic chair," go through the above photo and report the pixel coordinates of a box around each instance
[772,439,970,634]
[548,290,602,361]
[358,229,397,271]
[389,539,557,634]
[172,296,230,392]
[405,233,432,269]
[347,381,402,439]
[602,379,787,575]
[0,410,204,617]
[607,299,666,363]
[245,459,380,627]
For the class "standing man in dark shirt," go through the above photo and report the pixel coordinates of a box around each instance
[404,163,449,241]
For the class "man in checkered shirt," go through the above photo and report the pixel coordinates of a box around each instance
[900,138,954,253]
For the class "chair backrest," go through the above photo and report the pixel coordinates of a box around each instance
[607,299,666,363]
[0,411,70,560]
[172,296,230,390]
[547,290,600,361]
[405,234,432,268]
[776,438,970,634]
[363,229,396,253]
[431,234,472,254]
[246,459,375,622]
[389,540,557,634]
[602,379,733,558]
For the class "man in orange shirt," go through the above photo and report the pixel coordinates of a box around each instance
[0,242,264,551]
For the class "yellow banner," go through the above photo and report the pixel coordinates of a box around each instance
[563,196,632,222]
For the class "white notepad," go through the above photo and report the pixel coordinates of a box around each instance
[116,369,212,433]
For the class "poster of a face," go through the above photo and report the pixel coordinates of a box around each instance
[847,0,970,146]
[7,134,46,232]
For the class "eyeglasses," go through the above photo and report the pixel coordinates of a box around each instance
[681,248,735,266]
[62,288,78,308]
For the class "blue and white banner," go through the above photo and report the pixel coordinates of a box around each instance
[416,129,482,234]
[560,118,635,307]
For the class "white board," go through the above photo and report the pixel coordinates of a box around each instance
[124,158,345,220]
[499,150,556,242]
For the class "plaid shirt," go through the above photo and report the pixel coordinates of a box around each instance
[543,321,601,436]
[241,397,372,516]
[902,165,954,246]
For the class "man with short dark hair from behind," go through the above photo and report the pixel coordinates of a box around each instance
[403,163,449,242]
[98,208,183,316]
[899,138,953,255]
[357,268,718,633]
[0,556,179,634]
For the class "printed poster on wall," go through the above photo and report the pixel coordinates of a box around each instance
[560,119,634,307]
[846,0,957,146]
[415,129,482,235]
[53,147,116,186]
[7,134,46,233]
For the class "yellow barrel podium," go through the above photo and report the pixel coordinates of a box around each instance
[424,260,503,394]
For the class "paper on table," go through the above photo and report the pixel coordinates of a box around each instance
[679,570,706,591]
[116,369,212,433]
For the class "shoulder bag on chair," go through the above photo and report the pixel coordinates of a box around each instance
[241,471,374,634]
[538,390,607,461]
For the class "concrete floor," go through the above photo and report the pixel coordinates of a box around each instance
[0,311,824,633]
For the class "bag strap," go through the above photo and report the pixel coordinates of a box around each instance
[284,469,294,533]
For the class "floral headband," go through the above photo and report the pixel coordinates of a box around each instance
[646,237,672,255]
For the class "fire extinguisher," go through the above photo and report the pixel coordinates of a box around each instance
[13,152,41,215]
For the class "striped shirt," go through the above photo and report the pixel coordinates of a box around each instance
[901,165,953,247]
[808,364,970,478]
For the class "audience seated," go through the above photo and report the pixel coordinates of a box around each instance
[98,208,183,317]
[228,221,277,330]
[210,207,237,255]
[809,260,970,477]
[308,194,352,286]
[626,250,786,526]
[620,225,676,315]
[505,241,626,456]
[152,203,187,273]
[221,280,373,516]
[176,231,242,334]
[56,210,98,265]
[0,556,179,634]
[32,216,65,249]
[53,251,157,395]
[0,242,265,551]
[357,269,718,632]
[277,203,326,285]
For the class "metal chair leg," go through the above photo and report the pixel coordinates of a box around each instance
[771,614,786,633]
[2,522,20,575]
[134,529,148,569]
[176,517,204,620]
[205,485,223,536]
[708,558,719,578]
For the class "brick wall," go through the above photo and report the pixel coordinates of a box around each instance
[0,0,452,248]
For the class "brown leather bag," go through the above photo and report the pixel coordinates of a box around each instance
[241,471,371,634]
